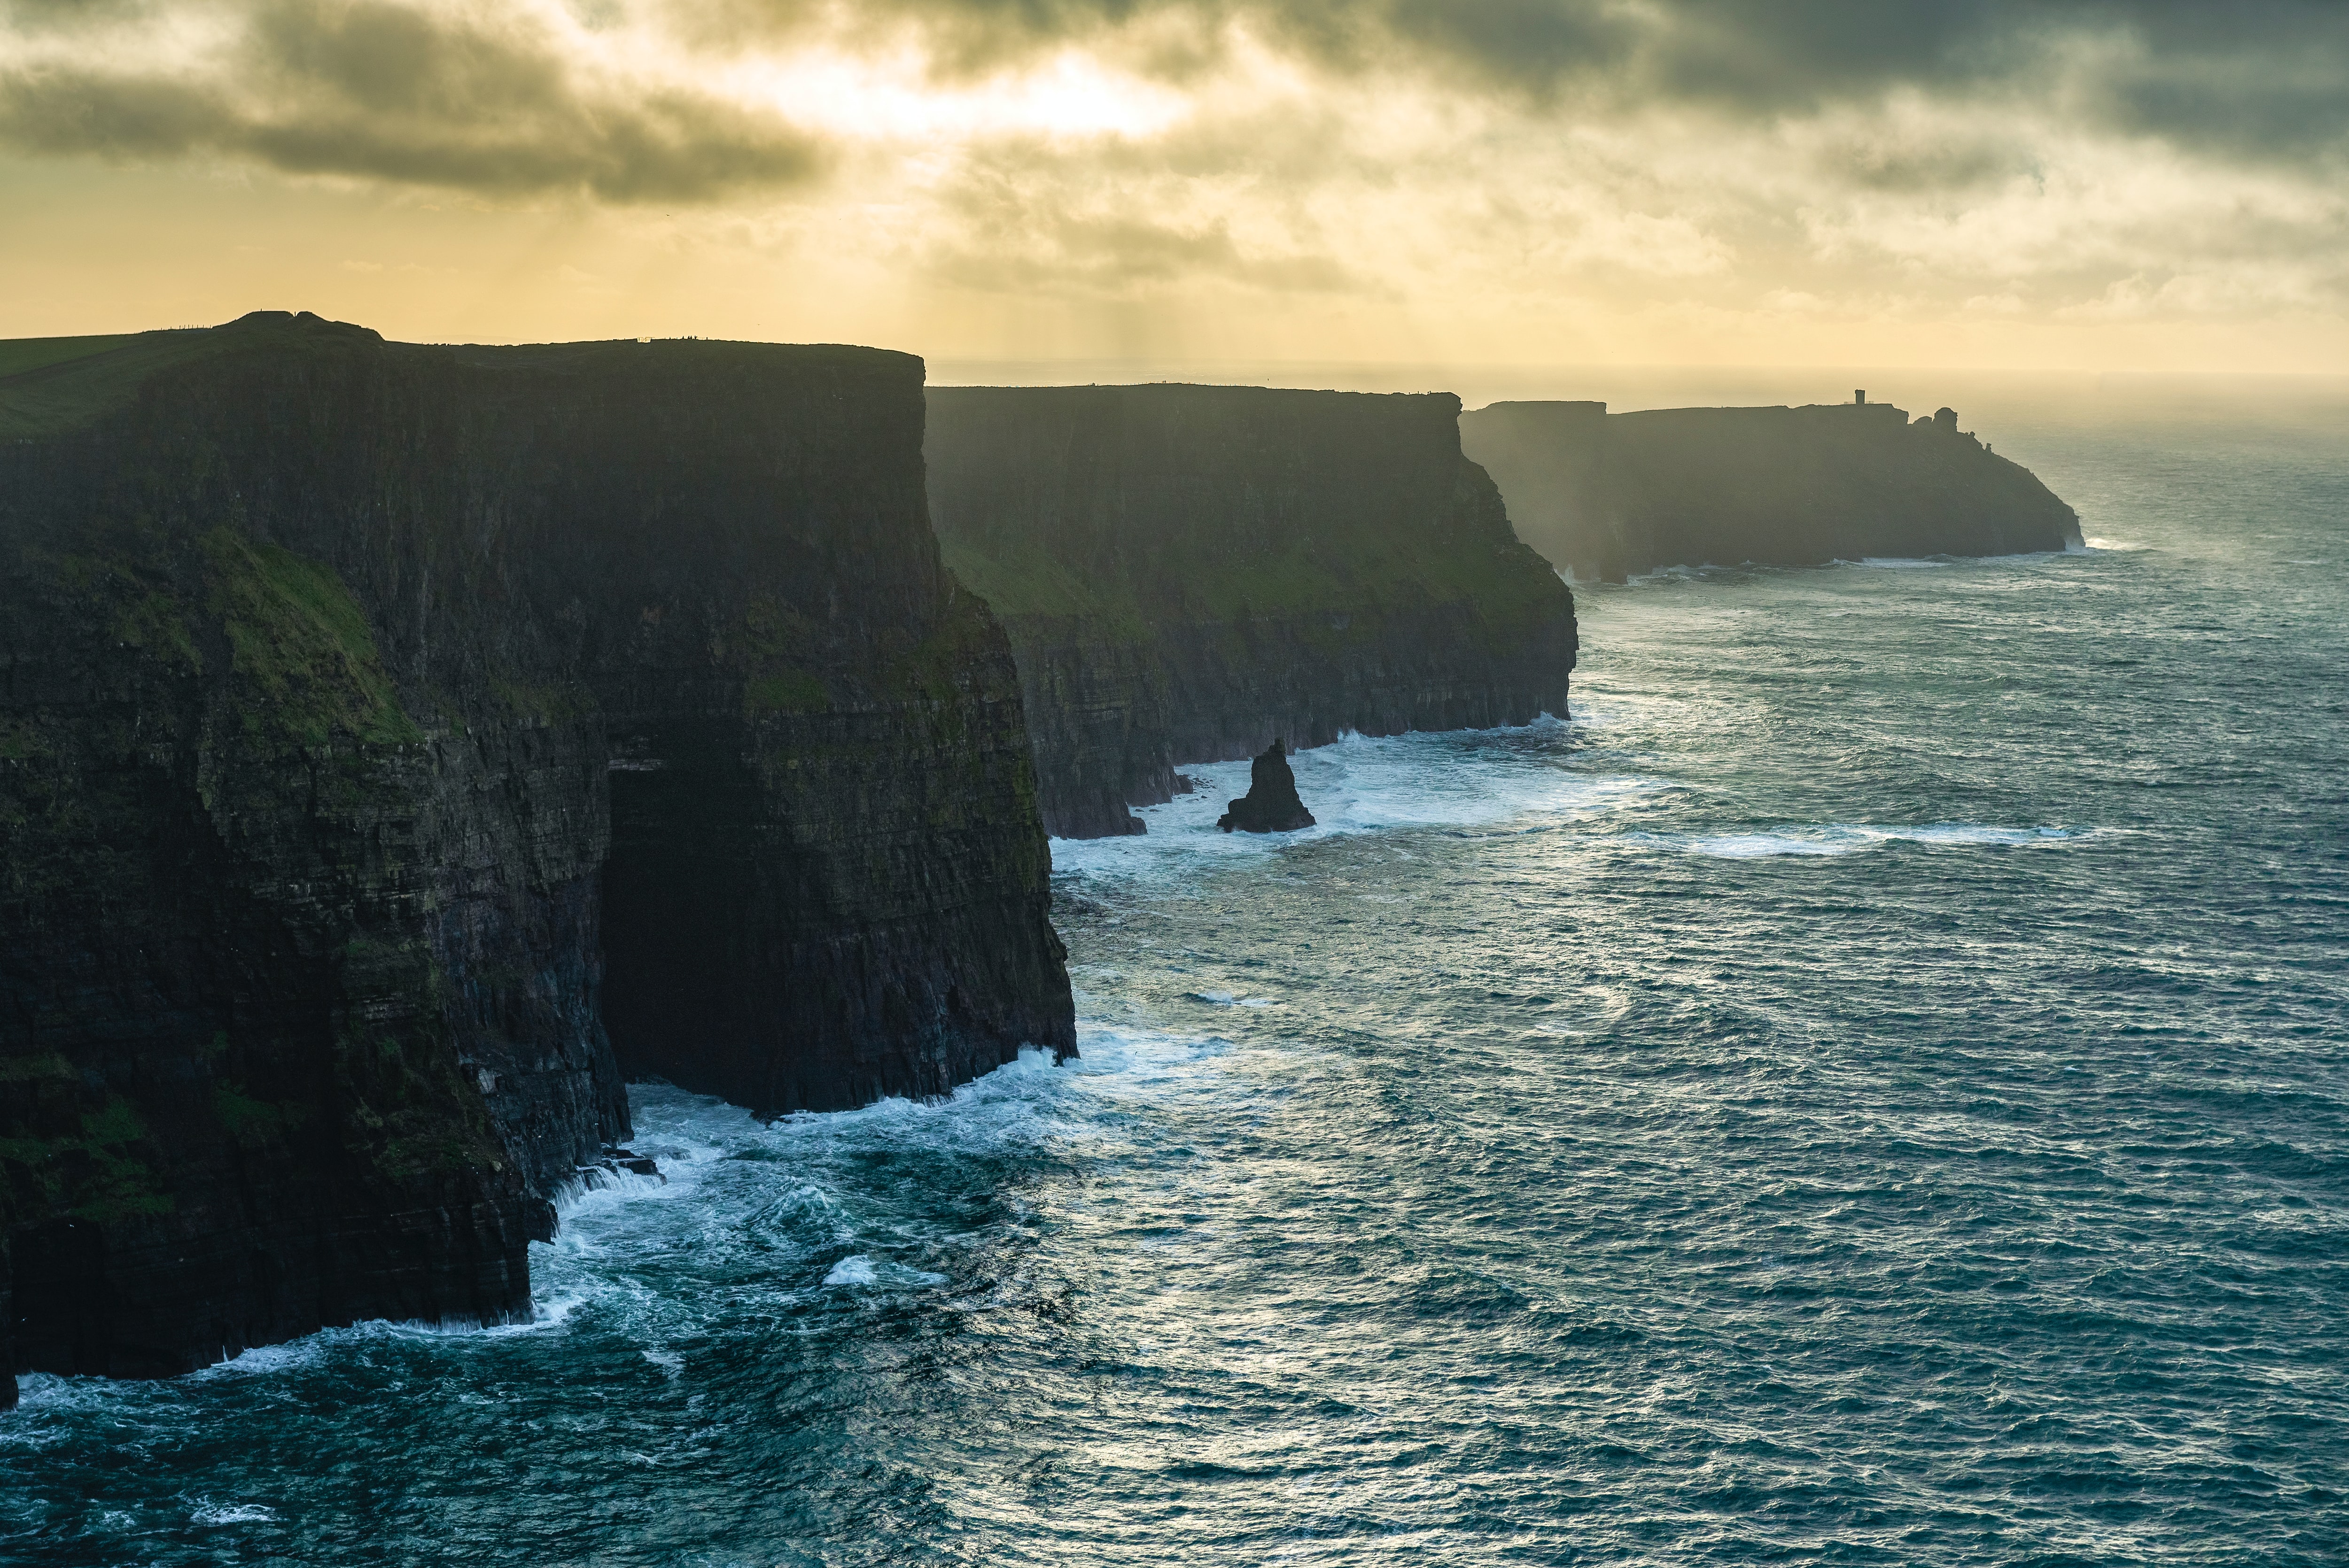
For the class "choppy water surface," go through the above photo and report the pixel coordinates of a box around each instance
[6,411,2347,1565]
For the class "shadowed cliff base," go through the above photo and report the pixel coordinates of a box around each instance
[0,312,1073,1399]
[1460,397,2083,582]
[925,383,1579,838]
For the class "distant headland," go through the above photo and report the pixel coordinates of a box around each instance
[1461,393,2083,581]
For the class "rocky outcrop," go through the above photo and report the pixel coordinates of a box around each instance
[1217,742,1315,833]
[926,385,1579,837]
[0,312,1073,1400]
[1460,397,2083,581]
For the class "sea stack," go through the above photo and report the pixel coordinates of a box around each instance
[1218,742,1316,833]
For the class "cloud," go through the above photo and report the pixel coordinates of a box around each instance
[908,121,1360,294]
[0,0,826,200]
[671,1,2349,162]
[1,0,2343,345]
[6,2,2345,202]
[931,209,1354,294]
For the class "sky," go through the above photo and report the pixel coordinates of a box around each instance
[3,0,2347,373]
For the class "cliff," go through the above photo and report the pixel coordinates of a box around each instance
[925,385,1579,837]
[1459,398,2084,581]
[0,312,1073,1401]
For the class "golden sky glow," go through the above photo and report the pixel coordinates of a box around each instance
[5,1,2347,373]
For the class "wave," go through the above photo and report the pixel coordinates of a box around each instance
[823,1255,949,1288]
[6,1297,586,1408]
[1851,550,2079,569]
[1620,551,2083,582]
[545,1159,670,1217]
[1645,823,2082,858]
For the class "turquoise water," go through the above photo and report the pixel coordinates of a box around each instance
[4,405,2345,1564]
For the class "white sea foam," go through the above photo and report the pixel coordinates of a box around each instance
[167,1304,562,1386]
[4,1032,1234,1419]
[1651,823,2079,858]
[3,1373,129,1421]
[191,1501,276,1525]
[1051,721,1651,877]
[546,1160,671,1216]
[22,1123,750,1403]
[820,1255,951,1289]
[1679,832,1853,858]
[192,1338,329,1378]
[1827,551,2075,570]
[2084,537,2150,552]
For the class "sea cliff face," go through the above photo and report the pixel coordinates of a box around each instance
[0,313,1073,1401]
[925,385,1579,837]
[1460,399,2084,581]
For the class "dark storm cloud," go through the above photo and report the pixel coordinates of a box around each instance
[0,0,825,200]
[2076,5,2349,166]
[699,0,2349,161]
[1372,1,2349,165]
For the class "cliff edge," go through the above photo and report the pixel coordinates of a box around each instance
[1460,397,2083,581]
[926,385,1579,837]
[0,313,1073,1400]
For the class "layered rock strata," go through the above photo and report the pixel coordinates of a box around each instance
[925,385,1579,837]
[0,312,1073,1401]
[1459,398,2084,582]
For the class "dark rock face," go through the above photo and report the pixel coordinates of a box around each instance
[1217,743,1316,833]
[0,312,1073,1399]
[925,385,1579,838]
[1459,398,2084,582]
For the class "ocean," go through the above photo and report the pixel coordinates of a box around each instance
[4,380,2344,1565]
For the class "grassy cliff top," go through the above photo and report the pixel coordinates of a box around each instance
[450,338,922,375]
[0,327,235,440]
[0,333,145,379]
[0,313,383,441]
[0,314,925,441]
[927,382,1462,409]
